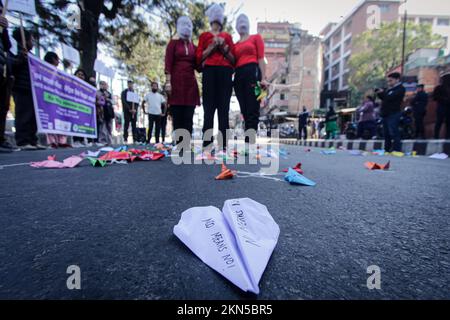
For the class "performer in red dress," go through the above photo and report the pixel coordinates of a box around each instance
[165,16,200,149]
[196,3,235,153]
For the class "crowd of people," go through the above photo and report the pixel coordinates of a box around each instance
[0,3,270,156]
[1,2,449,155]
[296,72,450,152]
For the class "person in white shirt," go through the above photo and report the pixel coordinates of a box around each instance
[142,82,166,144]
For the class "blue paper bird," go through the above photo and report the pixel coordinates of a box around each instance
[284,168,316,186]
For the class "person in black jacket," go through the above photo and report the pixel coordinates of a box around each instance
[433,74,450,139]
[121,80,137,144]
[411,84,428,139]
[298,106,309,140]
[0,13,13,152]
[11,28,45,150]
[376,72,406,152]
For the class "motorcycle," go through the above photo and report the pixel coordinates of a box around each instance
[399,107,414,140]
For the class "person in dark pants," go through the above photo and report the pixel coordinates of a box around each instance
[297,106,309,140]
[11,28,44,150]
[411,84,428,139]
[433,74,450,139]
[165,16,200,150]
[196,4,235,153]
[71,69,89,147]
[160,102,168,143]
[376,72,406,152]
[356,96,376,139]
[142,82,165,144]
[233,14,266,146]
[325,106,338,139]
[0,13,14,152]
[121,80,137,144]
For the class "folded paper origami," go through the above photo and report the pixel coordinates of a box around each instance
[321,149,336,155]
[138,151,165,161]
[215,164,236,180]
[279,149,289,158]
[114,146,128,152]
[195,153,218,161]
[365,161,390,171]
[390,151,405,158]
[87,157,107,167]
[84,150,101,158]
[99,151,132,161]
[429,153,448,160]
[173,198,280,294]
[349,150,363,156]
[284,168,316,186]
[31,156,84,169]
[372,149,385,156]
[282,163,304,175]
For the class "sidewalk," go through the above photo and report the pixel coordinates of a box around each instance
[280,139,450,156]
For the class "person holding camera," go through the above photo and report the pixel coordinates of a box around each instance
[376,72,406,153]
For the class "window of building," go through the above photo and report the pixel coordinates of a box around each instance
[443,36,448,48]
[280,93,286,100]
[437,18,450,26]
[331,79,339,91]
[344,37,352,52]
[419,18,434,25]
[379,4,390,13]
[345,20,352,35]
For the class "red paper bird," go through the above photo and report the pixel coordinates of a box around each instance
[282,163,304,175]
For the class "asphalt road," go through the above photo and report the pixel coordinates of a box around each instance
[0,143,449,300]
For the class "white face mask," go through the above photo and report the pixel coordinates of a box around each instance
[236,14,250,35]
[206,3,225,26]
[177,16,193,40]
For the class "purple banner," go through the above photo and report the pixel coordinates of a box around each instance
[28,54,97,138]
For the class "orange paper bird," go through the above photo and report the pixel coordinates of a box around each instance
[365,161,390,170]
[215,164,235,180]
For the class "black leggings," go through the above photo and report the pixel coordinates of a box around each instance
[13,91,37,146]
[148,114,161,143]
[234,63,261,144]
[202,66,233,150]
[171,105,195,147]
[434,105,450,139]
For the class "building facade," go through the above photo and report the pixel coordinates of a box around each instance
[320,0,402,108]
[257,22,291,80]
[285,29,322,113]
[405,14,450,55]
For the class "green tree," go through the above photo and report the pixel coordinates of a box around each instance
[109,1,239,92]
[348,21,444,106]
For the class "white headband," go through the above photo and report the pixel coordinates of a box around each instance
[206,3,225,26]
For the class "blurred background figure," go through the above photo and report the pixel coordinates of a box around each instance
[411,84,428,139]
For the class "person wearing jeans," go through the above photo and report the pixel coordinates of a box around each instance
[0,13,13,152]
[196,3,235,153]
[121,80,138,144]
[142,82,165,145]
[433,74,450,139]
[11,28,45,150]
[376,72,406,152]
[382,112,402,152]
